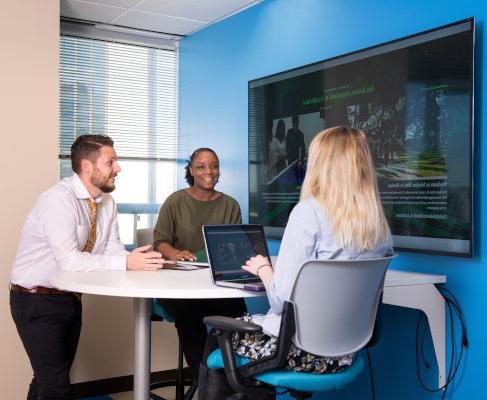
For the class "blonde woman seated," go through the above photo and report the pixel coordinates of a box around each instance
[198,126,393,399]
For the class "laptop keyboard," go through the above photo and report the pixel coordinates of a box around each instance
[228,277,261,284]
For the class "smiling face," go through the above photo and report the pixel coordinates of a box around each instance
[189,150,219,191]
[90,145,121,193]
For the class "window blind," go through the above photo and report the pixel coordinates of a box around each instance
[59,35,178,162]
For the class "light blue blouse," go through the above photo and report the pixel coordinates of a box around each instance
[253,198,394,337]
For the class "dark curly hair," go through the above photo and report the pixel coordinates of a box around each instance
[185,148,219,186]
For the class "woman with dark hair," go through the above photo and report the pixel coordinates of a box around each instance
[153,148,246,381]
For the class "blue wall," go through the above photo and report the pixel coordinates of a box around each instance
[178,0,486,398]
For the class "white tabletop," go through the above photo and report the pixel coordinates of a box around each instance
[385,269,446,287]
[50,268,264,299]
[51,267,446,299]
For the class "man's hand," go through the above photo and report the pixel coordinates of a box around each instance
[127,245,165,271]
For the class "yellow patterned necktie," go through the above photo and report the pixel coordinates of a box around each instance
[83,199,97,253]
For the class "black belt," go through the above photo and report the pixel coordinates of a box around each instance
[10,283,81,298]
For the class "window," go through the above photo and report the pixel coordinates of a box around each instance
[59,35,178,245]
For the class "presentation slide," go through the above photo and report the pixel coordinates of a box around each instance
[249,24,472,255]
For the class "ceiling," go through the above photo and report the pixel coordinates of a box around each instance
[60,0,262,38]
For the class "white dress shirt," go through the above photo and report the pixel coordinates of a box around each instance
[11,174,128,289]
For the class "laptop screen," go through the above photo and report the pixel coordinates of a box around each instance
[203,224,270,280]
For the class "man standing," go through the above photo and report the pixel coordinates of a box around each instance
[10,135,164,400]
[285,115,306,165]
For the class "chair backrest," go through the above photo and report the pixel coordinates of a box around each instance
[290,256,394,357]
[135,228,154,248]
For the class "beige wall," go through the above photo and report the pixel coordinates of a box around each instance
[1,1,60,398]
[0,1,178,397]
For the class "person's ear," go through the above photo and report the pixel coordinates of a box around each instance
[189,165,194,176]
[80,158,93,174]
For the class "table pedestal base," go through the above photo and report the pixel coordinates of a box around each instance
[134,298,152,400]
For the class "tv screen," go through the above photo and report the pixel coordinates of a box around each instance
[248,18,474,257]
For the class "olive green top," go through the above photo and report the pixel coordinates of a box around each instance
[153,189,242,257]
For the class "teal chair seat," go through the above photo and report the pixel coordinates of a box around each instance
[152,299,175,323]
[207,349,365,393]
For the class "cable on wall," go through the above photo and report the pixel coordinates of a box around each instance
[415,286,468,399]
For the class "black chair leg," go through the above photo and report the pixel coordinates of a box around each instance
[176,339,185,400]
[184,382,198,400]
[181,336,197,400]
[150,379,175,400]
[289,390,312,399]
[150,391,169,400]
[150,338,196,400]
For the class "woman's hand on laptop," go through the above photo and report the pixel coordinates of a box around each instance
[242,255,273,285]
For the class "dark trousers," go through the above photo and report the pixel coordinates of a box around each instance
[198,329,233,400]
[198,330,275,400]
[10,291,82,400]
[157,298,246,380]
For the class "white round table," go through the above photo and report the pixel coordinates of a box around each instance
[51,268,264,400]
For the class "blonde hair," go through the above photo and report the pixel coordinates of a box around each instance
[300,126,390,251]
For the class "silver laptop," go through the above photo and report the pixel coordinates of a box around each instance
[202,224,270,291]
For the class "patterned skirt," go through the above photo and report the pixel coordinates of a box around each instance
[232,316,355,374]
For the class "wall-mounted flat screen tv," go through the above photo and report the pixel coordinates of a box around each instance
[248,18,474,257]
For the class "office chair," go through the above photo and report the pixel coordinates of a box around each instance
[204,256,395,400]
[135,228,197,400]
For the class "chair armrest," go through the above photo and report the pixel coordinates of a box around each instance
[206,301,296,395]
[207,323,268,395]
[203,316,262,333]
[239,301,295,378]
